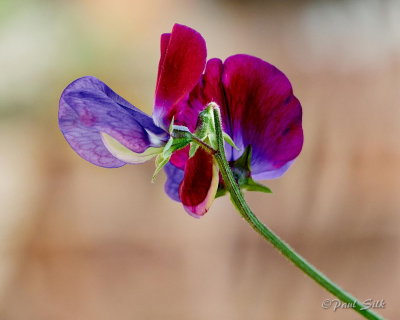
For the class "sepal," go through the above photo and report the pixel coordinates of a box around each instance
[241,178,272,193]
[191,105,217,158]
[223,132,239,150]
[215,186,228,198]
[230,145,272,193]
[189,104,237,158]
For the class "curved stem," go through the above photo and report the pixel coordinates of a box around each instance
[208,106,384,320]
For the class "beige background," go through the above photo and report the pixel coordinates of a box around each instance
[0,0,399,319]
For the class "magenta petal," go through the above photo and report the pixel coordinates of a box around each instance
[167,58,234,154]
[170,146,189,170]
[179,148,218,217]
[222,54,303,178]
[202,58,229,131]
[59,76,168,168]
[153,24,207,129]
[168,80,206,132]
[201,58,234,160]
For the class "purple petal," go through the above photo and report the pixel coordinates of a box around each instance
[251,160,294,180]
[153,24,207,129]
[59,76,168,168]
[221,54,303,179]
[164,162,184,202]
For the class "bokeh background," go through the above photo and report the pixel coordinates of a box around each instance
[0,0,399,319]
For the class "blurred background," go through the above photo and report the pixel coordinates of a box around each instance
[0,0,399,319]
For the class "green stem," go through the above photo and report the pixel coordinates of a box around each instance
[208,106,384,320]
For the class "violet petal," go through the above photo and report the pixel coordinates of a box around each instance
[59,76,168,168]
[164,162,184,202]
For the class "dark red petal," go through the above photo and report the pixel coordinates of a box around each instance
[156,33,171,89]
[222,54,303,179]
[153,24,207,129]
[179,148,218,217]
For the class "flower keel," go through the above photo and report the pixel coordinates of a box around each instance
[179,147,219,217]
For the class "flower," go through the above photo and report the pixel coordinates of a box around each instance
[59,23,303,218]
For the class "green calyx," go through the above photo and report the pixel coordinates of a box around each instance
[189,103,239,158]
[189,105,217,158]
[152,118,193,181]
[152,105,271,197]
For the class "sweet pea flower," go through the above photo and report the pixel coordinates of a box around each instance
[59,23,303,217]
